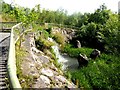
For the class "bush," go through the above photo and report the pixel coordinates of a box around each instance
[35,27,55,51]
[52,32,66,45]
[35,37,54,51]
[46,27,52,34]
[70,54,120,89]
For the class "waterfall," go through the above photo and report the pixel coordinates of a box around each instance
[48,37,79,70]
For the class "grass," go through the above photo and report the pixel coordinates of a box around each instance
[69,53,120,89]
[1,13,16,22]
[35,37,54,52]
[15,33,35,88]
[35,27,55,51]
[52,32,66,45]
[62,44,93,58]
[62,43,120,89]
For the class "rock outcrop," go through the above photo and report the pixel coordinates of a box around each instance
[90,49,101,60]
[77,54,89,67]
[76,40,81,48]
[52,27,76,42]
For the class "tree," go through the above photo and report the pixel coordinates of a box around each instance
[88,4,110,25]
[75,4,119,53]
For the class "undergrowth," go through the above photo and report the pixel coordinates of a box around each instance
[62,43,120,89]
[15,33,35,88]
[69,53,120,89]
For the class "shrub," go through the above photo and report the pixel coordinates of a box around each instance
[36,27,50,40]
[46,27,52,34]
[52,32,66,45]
[35,37,54,51]
[70,54,120,89]
[35,27,54,51]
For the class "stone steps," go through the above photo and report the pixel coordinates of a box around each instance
[0,32,10,89]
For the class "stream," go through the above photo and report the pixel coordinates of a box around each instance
[48,37,79,70]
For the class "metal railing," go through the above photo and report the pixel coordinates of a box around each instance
[7,22,78,89]
[7,22,24,89]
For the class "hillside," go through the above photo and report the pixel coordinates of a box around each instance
[1,1,120,89]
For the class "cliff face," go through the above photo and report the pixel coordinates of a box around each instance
[20,31,76,88]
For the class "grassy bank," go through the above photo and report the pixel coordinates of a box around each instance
[62,44,93,57]
[62,44,120,89]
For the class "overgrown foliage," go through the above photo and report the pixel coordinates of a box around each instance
[70,54,120,89]
[16,36,35,88]
[75,6,119,54]
[2,1,120,89]
[52,32,66,45]
[35,28,54,51]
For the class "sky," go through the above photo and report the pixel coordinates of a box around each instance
[3,0,120,14]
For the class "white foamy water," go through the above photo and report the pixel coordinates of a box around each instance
[48,37,79,70]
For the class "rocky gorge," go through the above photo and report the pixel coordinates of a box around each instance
[18,31,76,88]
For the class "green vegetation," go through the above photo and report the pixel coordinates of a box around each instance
[52,32,66,45]
[70,54,120,89]
[46,27,52,34]
[62,44,93,57]
[63,44,119,89]
[75,12,119,54]
[35,37,54,50]
[2,0,120,89]
[35,26,63,70]
[15,33,36,88]
[35,27,54,51]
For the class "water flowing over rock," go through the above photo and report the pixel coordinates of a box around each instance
[21,32,76,88]
[49,37,79,70]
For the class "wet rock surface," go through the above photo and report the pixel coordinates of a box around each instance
[77,54,89,67]
[90,49,101,60]
[76,40,81,48]
[21,31,76,88]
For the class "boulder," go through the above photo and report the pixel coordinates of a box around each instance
[39,75,50,85]
[76,40,81,48]
[41,68,54,77]
[77,54,88,67]
[90,49,100,59]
